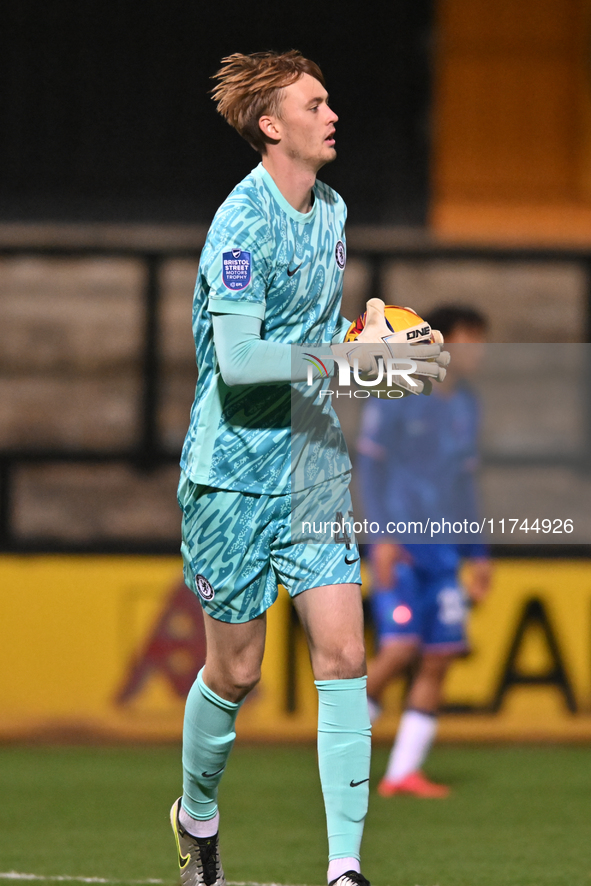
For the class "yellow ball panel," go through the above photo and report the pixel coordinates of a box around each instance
[345,304,431,343]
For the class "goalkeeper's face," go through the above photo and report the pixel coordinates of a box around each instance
[260,73,339,172]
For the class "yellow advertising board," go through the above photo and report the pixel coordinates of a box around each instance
[1,555,591,741]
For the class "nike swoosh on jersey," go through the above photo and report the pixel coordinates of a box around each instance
[287,262,303,276]
[345,555,360,564]
[350,778,370,787]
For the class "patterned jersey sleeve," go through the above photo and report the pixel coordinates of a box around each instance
[200,197,272,321]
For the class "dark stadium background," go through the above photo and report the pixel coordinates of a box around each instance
[0,0,433,225]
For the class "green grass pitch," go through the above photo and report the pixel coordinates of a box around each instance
[1,743,590,886]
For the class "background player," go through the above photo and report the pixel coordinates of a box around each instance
[357,305,491,798]
[171,51,446,886]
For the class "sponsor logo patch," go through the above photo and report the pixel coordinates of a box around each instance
[195,574,215,601]
[222,248,251,290]
[335,239,346,269]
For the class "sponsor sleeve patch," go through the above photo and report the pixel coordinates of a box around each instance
[222,248,252,291]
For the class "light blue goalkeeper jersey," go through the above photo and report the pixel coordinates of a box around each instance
[180,162,351,494]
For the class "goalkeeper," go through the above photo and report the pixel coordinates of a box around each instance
[171,50,447,886]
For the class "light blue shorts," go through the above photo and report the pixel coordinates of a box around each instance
[178,472,361,623]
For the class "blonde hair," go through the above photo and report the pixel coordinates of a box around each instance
[211,50,326,153]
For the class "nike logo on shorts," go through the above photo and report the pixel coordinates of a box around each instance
[287,262,303,276]
[345,554,360,564]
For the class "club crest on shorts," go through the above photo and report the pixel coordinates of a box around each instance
[222,248,251,290]
[195,574,215,601]
[335,240,346,269]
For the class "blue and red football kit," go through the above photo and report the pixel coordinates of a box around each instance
[357,385,488,649]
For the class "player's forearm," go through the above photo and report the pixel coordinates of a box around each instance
[212,312,333,386]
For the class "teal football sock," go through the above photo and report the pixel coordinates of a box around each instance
[182,668,242,820]
[316,676,372,862]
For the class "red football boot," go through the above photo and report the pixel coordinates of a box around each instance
[377,770,450,798]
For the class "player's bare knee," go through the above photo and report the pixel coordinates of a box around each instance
[315,638,366,680]
[204,661,261,703]
[227,661,261,699]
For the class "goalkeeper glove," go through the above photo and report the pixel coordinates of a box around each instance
[331,298,450,395]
